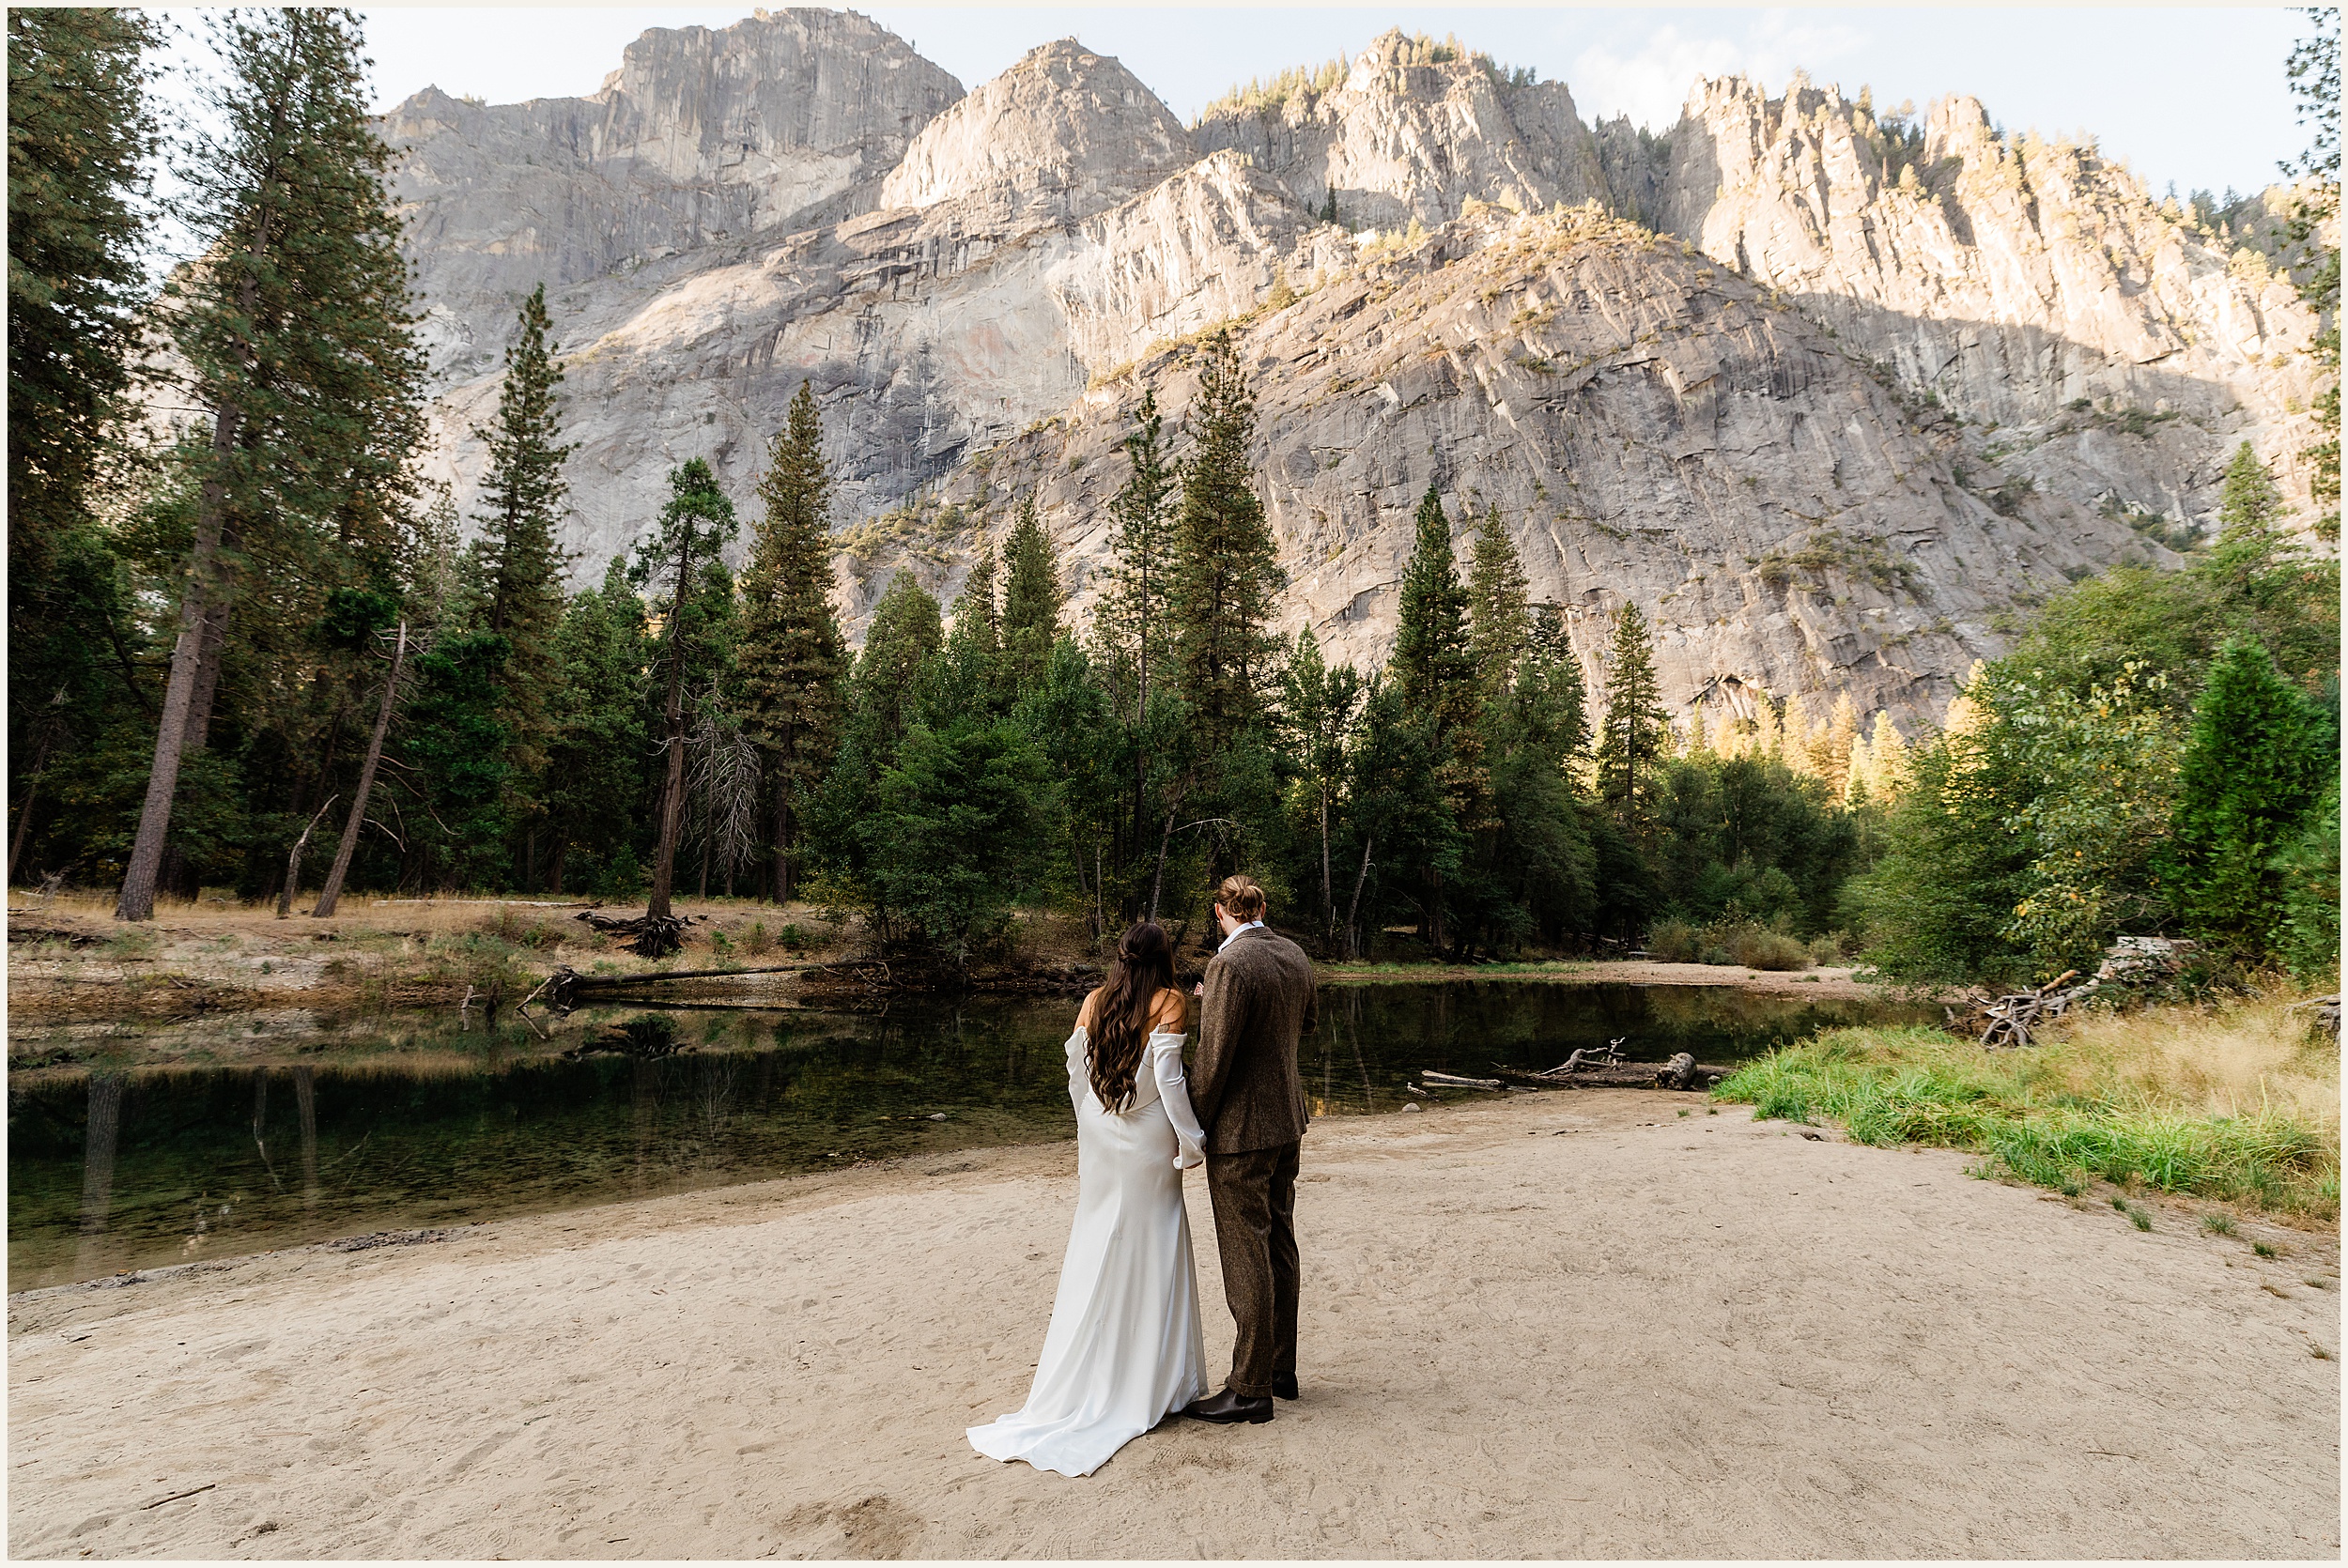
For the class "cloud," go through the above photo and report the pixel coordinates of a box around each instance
[1566,10,1871,129]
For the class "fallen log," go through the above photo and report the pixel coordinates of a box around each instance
[1421,1070,1506,1090]
[1490,1060,1733,1092]
[524,960,877,1017]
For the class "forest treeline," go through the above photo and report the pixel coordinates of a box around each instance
[8,8,2340,989]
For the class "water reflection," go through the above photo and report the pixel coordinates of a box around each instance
[10,983,1923,1290]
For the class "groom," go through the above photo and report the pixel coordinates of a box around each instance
[1182,874,1318,1425]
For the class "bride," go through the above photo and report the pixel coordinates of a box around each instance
[966,920,1210,1477]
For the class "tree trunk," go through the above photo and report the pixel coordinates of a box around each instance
[8,730,56,887]
[158,597,233,900]
[771,768,793,905]
[548,823,567,897]
[274,793,336,917]
[646,542,695,919]
[312,622,408,918]
[1344,834,1374,960]
[1148,805,1178,922]
[116,471,233,921]
[1319,789,1334,943]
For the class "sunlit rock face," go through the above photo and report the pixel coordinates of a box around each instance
[386,13,2328,729]
[1192,28,1613,233]
[1636,75,2323,548]
[383,8,963,383]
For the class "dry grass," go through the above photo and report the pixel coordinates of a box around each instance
[2043,995,2339,1125]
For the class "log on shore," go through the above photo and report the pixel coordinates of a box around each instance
[1488,1061,1735,1092]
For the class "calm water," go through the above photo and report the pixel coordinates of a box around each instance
[8,982,1923,1289]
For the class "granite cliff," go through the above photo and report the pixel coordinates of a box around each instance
[382,13,2330,728]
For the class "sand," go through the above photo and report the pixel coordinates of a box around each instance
[8,1090,2339,1559]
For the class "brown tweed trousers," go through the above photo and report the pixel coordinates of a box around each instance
[1191,924,1318,1397]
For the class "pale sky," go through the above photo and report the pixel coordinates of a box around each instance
[154,6,2312,205]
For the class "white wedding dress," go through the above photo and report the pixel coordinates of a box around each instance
[967,1027,1211,1477]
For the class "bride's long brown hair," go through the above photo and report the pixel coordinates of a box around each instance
[1089,921,1175,1112]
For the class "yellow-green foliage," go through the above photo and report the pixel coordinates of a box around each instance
[1714,998,2340,1219]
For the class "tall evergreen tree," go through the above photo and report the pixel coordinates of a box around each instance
[1166,330,1283,747]
[116,8,426,919]
[2168,638,2334,952]
[1000,494,1062,698]
[543,559,649,894]
[860,573,947,748]
[630,457,737,918]
[1393,483,1487,822]
[1104,391,1176,705]
[471,283,576,829]
[402,628,514,890]
[1465,504,1533,699]
[939,530,1002,714]
[739,381,847,902]
[8,7,154,569]
[1595,603,1673,838]
[1277,626,1364,941]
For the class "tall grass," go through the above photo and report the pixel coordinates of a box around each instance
[1714,999,2340,1221]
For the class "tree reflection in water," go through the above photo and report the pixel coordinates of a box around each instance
[9,984,1926,1289]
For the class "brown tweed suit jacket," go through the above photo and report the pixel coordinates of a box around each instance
[1191,925,1319,1154]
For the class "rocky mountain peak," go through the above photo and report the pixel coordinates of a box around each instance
[388,19,2327,735]
[1194,29,1608,234]
[383,8,959,381]
[876,39,1193,223]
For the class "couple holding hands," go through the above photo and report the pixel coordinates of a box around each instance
[968,875,1320,1477]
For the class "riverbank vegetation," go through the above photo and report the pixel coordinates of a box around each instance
[1716,994,2340,1222]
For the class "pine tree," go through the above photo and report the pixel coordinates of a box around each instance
[541,560,649,895]
[1103,390,1176,715]
[739,381,847,901]
[404,629,515,889]
[940,529,1002,715]
[8,7,154,570]
[630,457,737,918]
[1595,604,1672,838]
[1465,503,1532,699]
[859,572,946,747]
[1321,182,1340,224]
[1277,626,1364,940]
[1391,483,1488,948]
[1818,692,1860,800]
[2169,638,2333,952]
[1527,603,1590,758]
[1394,483,1487,819]
[999,494,1062,698]
[472,283,576,801]
[1167,330,1283,747]
[8,9,156,890]
[116,9,426,920]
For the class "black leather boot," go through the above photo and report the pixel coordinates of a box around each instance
[1271,1373,1299,1401]
[1182,1388,1274,1423]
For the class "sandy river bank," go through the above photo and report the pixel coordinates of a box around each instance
[8,1090,2338,1558]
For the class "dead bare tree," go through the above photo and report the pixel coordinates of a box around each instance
[312,622,415,917]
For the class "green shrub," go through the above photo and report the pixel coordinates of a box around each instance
[742,920,775,957]
[1649,918,1701,962]
[1730,927,1812,971]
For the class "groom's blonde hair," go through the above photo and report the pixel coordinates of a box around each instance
[1216,874,1267,922]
